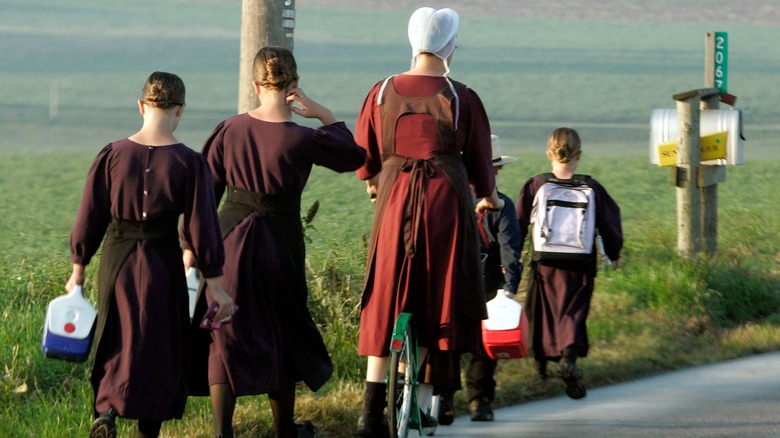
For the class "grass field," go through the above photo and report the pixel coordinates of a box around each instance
[1,1,779,437]
[2,1,779,158]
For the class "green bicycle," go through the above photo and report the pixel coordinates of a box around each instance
[387,312,437,437]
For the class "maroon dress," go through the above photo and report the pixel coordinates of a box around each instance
[70,139,224,420]
[199,114,366,394]
[355,74,495,356]
[515,174,623,361]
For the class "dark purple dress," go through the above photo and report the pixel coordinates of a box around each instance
[199,114,365,394]
[70,139,224,420]
[515,174,622,361]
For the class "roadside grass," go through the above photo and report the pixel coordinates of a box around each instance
[1,150,778,437]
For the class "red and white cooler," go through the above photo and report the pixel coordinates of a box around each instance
[481,290,529,360]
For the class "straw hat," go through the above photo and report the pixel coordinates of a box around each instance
[491,135,516,166]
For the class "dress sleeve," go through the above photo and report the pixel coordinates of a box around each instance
[590,178,623,262]
[181,151,225,279]
[309,122,367,172]
[515,176,539,248]
[70,145,113,266]
[201,120,228,204]
[354,83,383,181]
[457,86,494,198]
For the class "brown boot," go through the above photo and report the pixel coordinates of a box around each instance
[89,408,117,438]
[469,399,494,422]
[559,358,586,399]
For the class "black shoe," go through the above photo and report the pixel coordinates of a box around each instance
[468,400,494,422]
[89,408,117,438]
[412,409,438,436]
[416,408,438,428]
[437,393,455,426]
[536,358,550,380]
[559,359,587,399]
[296,420,318,438]
[356,413,388,437]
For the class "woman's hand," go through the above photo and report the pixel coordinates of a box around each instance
[204,276,235,322]
[287,88,337,125]
[475,187,504,213]
[66,264,86,292]
[366,175,380,203]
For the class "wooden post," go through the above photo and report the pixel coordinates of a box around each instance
[672,88,721,259]
[699,93,723,255]
[700,31,727,256]
[673,91,702,259]
[238,0,296,114]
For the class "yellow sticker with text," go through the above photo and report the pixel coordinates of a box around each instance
[657,131,727,167]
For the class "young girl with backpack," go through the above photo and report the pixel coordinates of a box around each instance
[515,127,623,399]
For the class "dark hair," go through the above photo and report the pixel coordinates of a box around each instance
[547,127,582,163]
[142,71,185,109]
[253,47,299,91]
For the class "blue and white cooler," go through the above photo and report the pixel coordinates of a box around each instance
[42,285,97,362]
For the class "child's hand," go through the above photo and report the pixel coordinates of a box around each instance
[182,249,197,271]
[66,264,86,292]
[204,277,235,322]
[287,88,337,125]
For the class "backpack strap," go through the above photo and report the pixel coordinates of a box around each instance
[541,172,590,186]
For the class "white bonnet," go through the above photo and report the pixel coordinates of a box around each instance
[408,7,459,62]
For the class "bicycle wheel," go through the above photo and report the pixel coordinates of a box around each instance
[388,313,415,438]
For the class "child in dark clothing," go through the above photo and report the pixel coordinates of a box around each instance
[515,127,623,399]
[430,135,523,424]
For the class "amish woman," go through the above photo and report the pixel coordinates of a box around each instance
[190,47,366,437]
[353,7,502,435]
[67,71,233,438]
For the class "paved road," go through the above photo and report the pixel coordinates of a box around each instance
[430,351,780,437]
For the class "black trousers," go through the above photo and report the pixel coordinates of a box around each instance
[465,344,498,404]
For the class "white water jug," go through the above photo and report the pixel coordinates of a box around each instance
[186,267,201,320]
[42,285,97,362]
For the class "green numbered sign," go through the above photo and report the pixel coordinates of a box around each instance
[713,32,728,93]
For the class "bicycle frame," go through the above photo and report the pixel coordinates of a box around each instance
[387,312,436,437]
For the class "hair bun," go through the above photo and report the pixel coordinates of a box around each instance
[142,72,185,109]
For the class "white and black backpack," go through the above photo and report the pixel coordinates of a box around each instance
[531,173,596,261]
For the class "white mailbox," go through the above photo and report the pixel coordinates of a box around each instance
[650,109,744,165]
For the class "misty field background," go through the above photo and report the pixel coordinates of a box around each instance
[1,1,779,436]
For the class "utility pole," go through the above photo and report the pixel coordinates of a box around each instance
[238,0,296,114]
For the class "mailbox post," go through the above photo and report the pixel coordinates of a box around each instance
[700,32,729,255]
[651,32,740,260]
[672,88,721,258]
